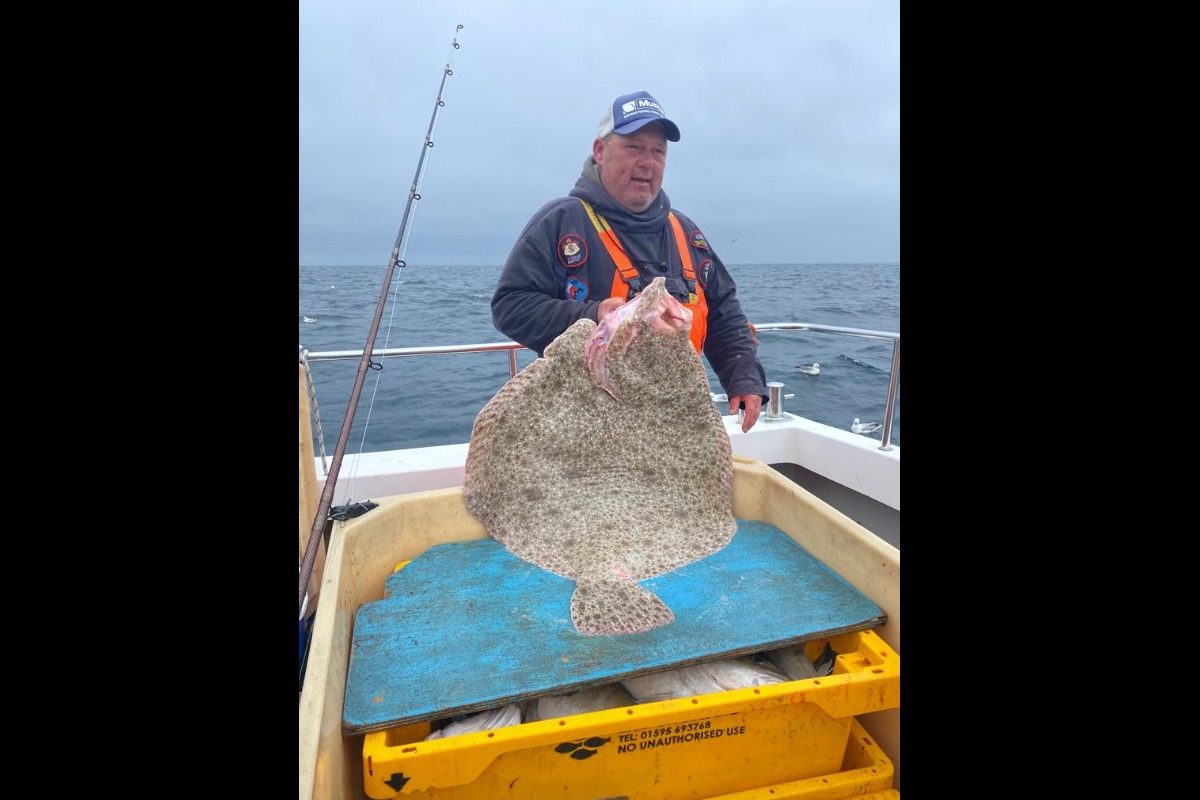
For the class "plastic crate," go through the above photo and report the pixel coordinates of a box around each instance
[702,718,894,798]
[361,628,898,799]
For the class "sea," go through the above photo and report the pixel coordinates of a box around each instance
[298,263,900,455]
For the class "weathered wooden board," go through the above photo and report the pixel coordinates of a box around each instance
[344,520,885,734]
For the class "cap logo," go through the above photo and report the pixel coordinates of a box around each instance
[620,98,665,121]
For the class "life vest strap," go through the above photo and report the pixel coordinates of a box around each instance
[579,200,641,294]
[578,198,709,352]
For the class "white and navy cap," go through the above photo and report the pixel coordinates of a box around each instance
[596,91,681,142]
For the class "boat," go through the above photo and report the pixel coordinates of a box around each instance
[298,322,900,798]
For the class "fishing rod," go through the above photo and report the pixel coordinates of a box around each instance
[299,23,464,619]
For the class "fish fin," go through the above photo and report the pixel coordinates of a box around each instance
[570,580,674,635]
[585,341,618,400]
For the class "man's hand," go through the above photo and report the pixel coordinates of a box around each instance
[596,297,624,322]
[729,394,762,433]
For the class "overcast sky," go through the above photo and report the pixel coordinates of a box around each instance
[299,0,899,266]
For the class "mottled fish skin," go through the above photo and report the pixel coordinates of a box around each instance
[586,285,692,399]
[463,278,735,635]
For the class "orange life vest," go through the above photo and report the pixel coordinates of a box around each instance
[578,199,708,353]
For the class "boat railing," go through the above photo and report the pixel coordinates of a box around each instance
[300,322,900,450]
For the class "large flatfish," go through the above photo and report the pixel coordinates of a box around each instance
[463,277,735,635]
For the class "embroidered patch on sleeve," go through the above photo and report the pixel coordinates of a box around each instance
[558,233,588,268]
[690,229,709,251]
[565,276,590,302]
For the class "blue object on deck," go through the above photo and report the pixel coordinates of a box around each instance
[343,519,885,734]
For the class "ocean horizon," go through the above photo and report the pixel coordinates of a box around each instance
[299,262,900,457]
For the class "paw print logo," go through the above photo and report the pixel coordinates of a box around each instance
[554,736,611,760]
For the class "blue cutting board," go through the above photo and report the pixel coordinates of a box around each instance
[343,519,885,734]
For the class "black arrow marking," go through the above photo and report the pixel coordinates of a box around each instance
[385,772,411,790]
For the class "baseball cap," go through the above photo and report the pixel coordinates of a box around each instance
[596,91,681,142]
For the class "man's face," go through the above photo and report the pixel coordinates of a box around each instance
[593,124,668,213]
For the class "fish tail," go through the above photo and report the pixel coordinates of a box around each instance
[570,580,674,635]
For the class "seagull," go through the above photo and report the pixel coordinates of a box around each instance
[851,418,882,435]
[797,362,820,375]
[302,316,317,323]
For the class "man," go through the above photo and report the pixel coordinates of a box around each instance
[492,90,767,431]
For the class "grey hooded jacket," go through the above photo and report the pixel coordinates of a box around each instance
[492,157,767,402]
